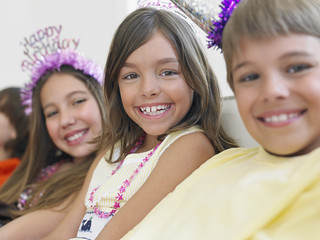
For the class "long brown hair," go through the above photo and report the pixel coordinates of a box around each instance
[0,66,107,215]
[101,7,237,163]
[0,87,29,159]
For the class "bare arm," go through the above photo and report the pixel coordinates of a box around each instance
[42,152,103,240]
[96,132,215,240]
[0,194,74,240]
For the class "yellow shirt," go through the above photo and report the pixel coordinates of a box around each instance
[123,147,320,240]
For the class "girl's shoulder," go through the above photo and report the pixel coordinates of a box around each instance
[163,125,203,143]
[159,125,212,159]
[37,159,71,182]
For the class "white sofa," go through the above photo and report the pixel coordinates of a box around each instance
[221,96,258,148]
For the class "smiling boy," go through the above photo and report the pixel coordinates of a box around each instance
[121,0,320,239]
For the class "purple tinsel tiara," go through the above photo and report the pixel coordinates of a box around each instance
[208,0,241,50]
[21,49,104,115]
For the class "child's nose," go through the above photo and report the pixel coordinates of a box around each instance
[140,75,161,97]
[60,110,76,128]
[260,76,290,101]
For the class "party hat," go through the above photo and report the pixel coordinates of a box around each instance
[137,0,201,36]
[20,25,103,115]
[169,0,241,50]
[169,0,220,33]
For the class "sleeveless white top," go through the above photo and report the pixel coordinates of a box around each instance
[73,126,202,240]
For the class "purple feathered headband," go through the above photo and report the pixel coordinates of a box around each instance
[21,49,104,115]
[208,0,241,50]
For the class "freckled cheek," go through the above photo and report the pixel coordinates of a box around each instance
[235,95,245,109]
[236,90,255,107]
[119,89,133,104]
[92,116,103,134]
[119,91,134,114]
[81,105,103,132]
[45,121,59,143]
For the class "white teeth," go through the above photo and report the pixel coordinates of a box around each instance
[67,130,86,142]
[278,114,287,122]
[140,105,170,116]
[264,113,298,123]
[289,113,297,118]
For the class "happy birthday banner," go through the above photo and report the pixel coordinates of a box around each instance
[20,25,80,72]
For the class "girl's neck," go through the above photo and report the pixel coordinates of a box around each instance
[136,134,161,153]
[73,157,86,164]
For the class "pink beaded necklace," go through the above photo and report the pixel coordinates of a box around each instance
[88,135,162,218]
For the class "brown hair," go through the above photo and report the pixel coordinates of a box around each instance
[100,7,237,163]
[0,66,107,216]
[0,87,29,158]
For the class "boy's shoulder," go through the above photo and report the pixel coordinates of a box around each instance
[208,146,261,165]
[179,147,261,183]
[199,146,320,176]
[217,146,260,157]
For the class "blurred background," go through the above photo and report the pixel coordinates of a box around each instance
[0,0,233,97]
[0,0,256,147]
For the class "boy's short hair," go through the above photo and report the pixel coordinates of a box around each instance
[222,0,320,90]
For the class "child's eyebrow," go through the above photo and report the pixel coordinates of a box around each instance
[233,51,312,72]
[122,62,135,68]
[123,57,178,68]
[233,61,250,73]
[66,90,89,99]
[42,90,88,110]
[157,57,179,64]
[279,51,311,59]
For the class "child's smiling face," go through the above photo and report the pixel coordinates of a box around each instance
[117,31,193,142]
[41,73,102,162]
[232,34,320,156]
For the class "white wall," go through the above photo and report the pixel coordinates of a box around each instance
[1,0,257,146]
[0,0,233,97]
[0,0,128,90]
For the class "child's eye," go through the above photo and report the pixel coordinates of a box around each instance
[45,111,57,118]
[73,99,86,105]
[124,73,139,80]
[239,73,259,83]
[160,70,177,76]
[287,64,310,74]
